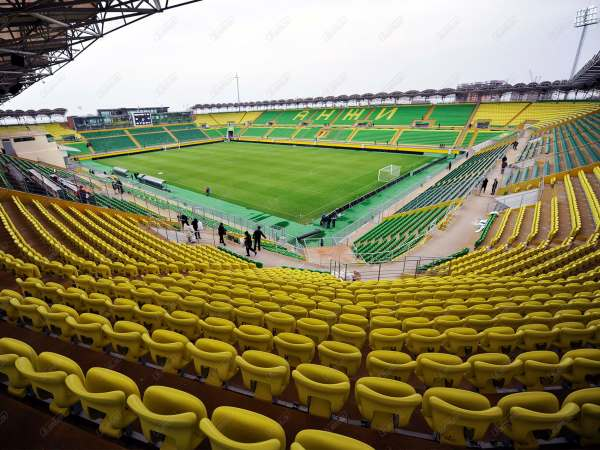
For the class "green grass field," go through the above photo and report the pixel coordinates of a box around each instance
[97,142,436,223]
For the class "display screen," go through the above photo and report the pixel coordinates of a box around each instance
[133,113,152,126]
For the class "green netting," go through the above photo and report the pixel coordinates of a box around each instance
[370,105,430,125]
[351,129,396,144]
[396,130,459,146]
[429,104,476,126]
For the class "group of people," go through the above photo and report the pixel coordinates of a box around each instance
[320,212,338,229]
[479,177,499,195]
[217,223,266,257]
[111,178,124,194]
[179,214,203,243]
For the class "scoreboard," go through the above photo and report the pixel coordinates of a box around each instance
[132,112,152,126]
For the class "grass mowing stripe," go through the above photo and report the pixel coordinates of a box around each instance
[96,141,434,223]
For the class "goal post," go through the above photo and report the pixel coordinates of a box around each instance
[378,164,401,183]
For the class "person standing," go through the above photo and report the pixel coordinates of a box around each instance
[331,212,338,228]
[448,161,452,171]
[244,231,256,257]
[480,177,489,194]
[192,218,202,240]
[253,226,266,252]
[205,186,211,196]
[491,178,499,195]
[218,223,227,245]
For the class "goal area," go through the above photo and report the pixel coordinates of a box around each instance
[378,164,401,182]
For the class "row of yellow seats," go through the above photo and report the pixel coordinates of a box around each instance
[526,247,600,279]
[4,294,600,395]
[11,279,600,343]
[2,337,599,449]
[0,338,374,450]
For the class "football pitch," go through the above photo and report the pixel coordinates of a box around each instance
[97,142,437,223]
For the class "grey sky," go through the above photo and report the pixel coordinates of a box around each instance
[5,0,600,115]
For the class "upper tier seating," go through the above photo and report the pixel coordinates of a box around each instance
[470,102,529,127]
[508,101,600,128]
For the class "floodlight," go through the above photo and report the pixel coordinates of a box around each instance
[570,6,599,78]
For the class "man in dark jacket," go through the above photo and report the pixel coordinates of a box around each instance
[491,178,499,195]
[218,223,227,245]
[253,226,267,252]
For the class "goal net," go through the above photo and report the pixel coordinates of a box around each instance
[378,164,401,183]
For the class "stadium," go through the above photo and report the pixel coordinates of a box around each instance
[0,1,600,449]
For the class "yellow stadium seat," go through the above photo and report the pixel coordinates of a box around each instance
[142,329,190,373]
[366,350,416,381]
[480,326,522,353]
[127,385,207,450]
[291,429,374,450]
[355,376,422,431]
[102,320,149,361]
[416,353,470,387]
[234,325,273,352]
[406,329,445,354]
[272,332,315,367]
[235,305,264,327]
[10,296,48,331]
[498,392,579,449]
[65,367,140,438]
[15,351,84,415]
[66,312,111,350]
[108,298,137,322]
[0,337,37,397]
[264,311,296,335]
[317,340,362,376]
[515,351,573,390]
[338,312,369,329]
[200,406,286,450]
[518,324,559,351]
[561,348,600,387]
[292,363,350,418]
[164,310,200,339]
[368,328,405,351]
[296,317,329,344]
[553,322,595,350]
[422,387,502,446]
[82,293,112,316]
[466,353,523,393]
[563,387,600,445]
[443,327,482,358]
[198,317,236,344]
[186,338,237,386]
[134,304,166,331]
[39,304,78,341]
[205,300,235,320]
[331,323,367,348]
[236,350,290,401]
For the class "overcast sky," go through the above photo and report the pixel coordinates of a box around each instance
[5,0,600,115]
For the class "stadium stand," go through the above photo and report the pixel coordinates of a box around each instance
[370,105,430,125]
[310,109,341,124]
[396,130,460,146]
[428,103,475,126]
[131,131,175,147]
[351,129,397,144]
[353,203,452,262]
[507,101,600,128]
[294,127,321,140]
[470,102,529,127]
[203,127,227,138]
[267,127,297,139]
[321,128,353,141]
[333,108,371,125]
[242,127,270,138]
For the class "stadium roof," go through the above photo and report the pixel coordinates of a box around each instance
[0,0,203,105]
[570,49,600,87]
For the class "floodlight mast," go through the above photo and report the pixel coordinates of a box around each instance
[570,6,599,78]
[234,73,241,111]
